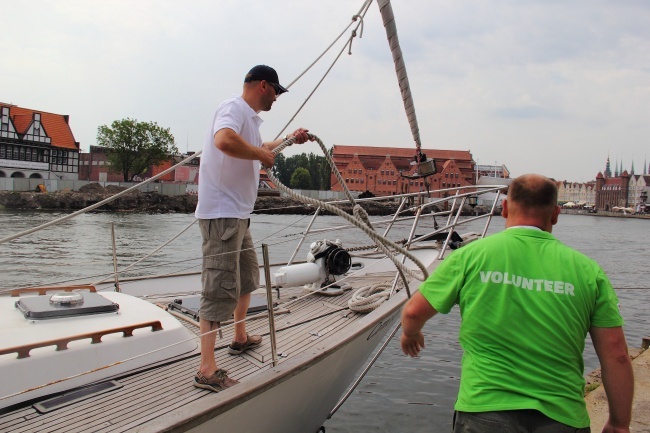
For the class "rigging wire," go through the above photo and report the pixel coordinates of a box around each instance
[273,0,374,140]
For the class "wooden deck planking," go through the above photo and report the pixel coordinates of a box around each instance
[6,350,255,433]
[2,281,389,432]
[12,353,254,433]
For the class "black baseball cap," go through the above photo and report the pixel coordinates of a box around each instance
[244,65,288,95]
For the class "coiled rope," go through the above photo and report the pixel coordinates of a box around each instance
[348,282,394,313]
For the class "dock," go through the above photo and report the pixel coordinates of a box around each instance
[586,337,650,432]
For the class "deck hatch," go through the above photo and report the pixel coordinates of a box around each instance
[168,295,267,320]
[33,380,123,413]
[14,292,119,319]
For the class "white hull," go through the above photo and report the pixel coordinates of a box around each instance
[174,302,402,433]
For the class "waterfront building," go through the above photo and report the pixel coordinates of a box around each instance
[595,170,630,211]
[475,163,510,180]
[0,103,80,180]
[79,146,199,184]
[594,156,650,212]
[329,145,479,198]
[628,175,650,212]
[555,180,596,207]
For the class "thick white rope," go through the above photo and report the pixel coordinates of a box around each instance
[348,283,391,313]
[266,133,428,282]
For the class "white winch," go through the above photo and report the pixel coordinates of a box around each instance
[273,239,352,292]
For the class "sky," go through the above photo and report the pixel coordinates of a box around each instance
[2,0,650,183]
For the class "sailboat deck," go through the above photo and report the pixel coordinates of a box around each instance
[0,272,399,433]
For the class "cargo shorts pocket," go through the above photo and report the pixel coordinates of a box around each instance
[219,219,240,242]
[202,258,238,301]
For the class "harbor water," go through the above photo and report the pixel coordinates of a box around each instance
[0,211,648,432]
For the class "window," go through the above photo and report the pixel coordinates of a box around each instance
[391,170,394,175]
[353,169,357,174]
[381,170,384,175]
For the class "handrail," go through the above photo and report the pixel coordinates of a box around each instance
[10,285,97,297]
[0,321,163,359]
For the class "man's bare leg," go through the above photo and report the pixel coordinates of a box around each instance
[232,293,251,343]
[199,318,218,376]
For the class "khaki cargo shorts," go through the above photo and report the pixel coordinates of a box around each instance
[199,218,260,323]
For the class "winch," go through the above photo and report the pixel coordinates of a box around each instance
[273,239,352,291]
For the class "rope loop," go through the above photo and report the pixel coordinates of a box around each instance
[348,283,391,313]
[264,133,429,285]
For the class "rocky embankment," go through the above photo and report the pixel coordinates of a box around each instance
[0,183,408,215]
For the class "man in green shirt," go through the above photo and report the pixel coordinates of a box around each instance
[401,174,634,433]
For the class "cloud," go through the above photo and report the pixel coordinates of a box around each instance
[2,0,650,182]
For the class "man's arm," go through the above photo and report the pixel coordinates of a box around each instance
[400,292,438,357]
[214,128,274,166]
[215,128,313,167]
[262,128,313,152]
[589,326,634,433]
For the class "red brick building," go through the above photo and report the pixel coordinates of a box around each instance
[79,146,199,183]
[330,145,475,197]
[595,170,630,211]
[0,103,80,180]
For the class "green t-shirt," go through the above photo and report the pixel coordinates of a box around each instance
[419,227,623,428]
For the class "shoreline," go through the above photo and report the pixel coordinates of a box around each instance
[0,190,407,216]
[585,337,650,431]
[561,208,650,220]
[1,190,647,220]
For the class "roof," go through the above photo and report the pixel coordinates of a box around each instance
[0,103,79,150]
[332,145,472,161]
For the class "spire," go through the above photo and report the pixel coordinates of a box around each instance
[604,155,611,178]
[645,156,648,175]
[631,159,635,175]
[614,157,619,177]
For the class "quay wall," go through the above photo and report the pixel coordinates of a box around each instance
[0,189,405,216]
[560,208,650,220]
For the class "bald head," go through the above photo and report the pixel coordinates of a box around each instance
[503,174,560,232]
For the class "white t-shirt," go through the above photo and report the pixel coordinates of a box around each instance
[195,96,263,219]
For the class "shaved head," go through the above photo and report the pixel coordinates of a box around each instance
[504,174,560,231]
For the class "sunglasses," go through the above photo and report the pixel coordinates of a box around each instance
[268,82,282,96]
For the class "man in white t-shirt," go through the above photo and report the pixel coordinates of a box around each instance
[194,65,312,392]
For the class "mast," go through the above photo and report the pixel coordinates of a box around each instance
[376,0,422,159]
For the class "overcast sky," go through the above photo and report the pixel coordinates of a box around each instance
[3,0,649,182]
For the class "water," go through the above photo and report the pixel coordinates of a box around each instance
[0,211,648,432]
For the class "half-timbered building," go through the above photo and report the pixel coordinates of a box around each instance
[0,103,80,180]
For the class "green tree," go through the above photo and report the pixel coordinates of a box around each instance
[271,153,287,183]
[290,167,311,189]
[271,151,332,190]
[96,118,178,181]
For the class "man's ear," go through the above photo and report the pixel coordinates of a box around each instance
[502,199,508,218]
[551,205,560,226]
